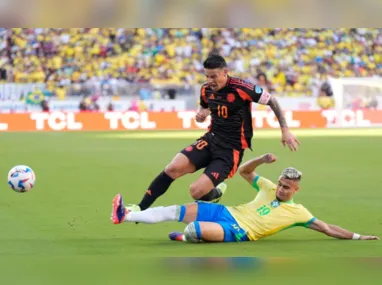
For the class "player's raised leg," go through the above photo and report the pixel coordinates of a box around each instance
[112,194,224,242]
[112,185,226,225]
[112,195,224,242]
[111,187,248,243]
[112,192,201,225]
[127,137,212,212]
[127,153,196,212]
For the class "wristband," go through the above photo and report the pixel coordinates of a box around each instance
[352,233,361,240]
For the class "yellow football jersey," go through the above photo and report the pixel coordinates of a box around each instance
[227,176,316,241]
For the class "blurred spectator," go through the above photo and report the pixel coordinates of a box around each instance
[0,28,380,99]
[79,95,91,111]
[317,82,335,109]
[320,82,334,97]
[152,88,162,99]
[139,86,152,100]
[138,100,147,111]
[255,72,274,93]
[129,99,139,111]
[365,95,378,109]
[41,99,50,112]
[166,88,177,100]
[55,85,66,100]
[91,96,100,111]
[317,93,335,109]
[107,102,114,111]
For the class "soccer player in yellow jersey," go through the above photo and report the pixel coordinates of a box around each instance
[111,153,379,242]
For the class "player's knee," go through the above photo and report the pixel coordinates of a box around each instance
[164,163,184,179]
[184,222,202,243]
[165,157,194,179]
[189,183,207,200]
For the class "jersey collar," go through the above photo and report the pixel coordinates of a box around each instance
[276,197,294,204]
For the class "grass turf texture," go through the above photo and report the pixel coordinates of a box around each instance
[0,129,381,284]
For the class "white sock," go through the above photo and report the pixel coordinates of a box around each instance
[124,205,180,224]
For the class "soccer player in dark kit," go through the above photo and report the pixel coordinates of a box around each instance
[124,54,300,213]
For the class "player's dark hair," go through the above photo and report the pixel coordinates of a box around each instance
[203,54,227,69]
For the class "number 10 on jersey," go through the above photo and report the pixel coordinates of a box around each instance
[217,105,228,118]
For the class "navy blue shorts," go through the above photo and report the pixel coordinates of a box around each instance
[179,202,248,242]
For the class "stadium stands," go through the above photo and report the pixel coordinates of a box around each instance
[0,28,381,99]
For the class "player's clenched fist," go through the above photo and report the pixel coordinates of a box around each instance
[261,153,277,164]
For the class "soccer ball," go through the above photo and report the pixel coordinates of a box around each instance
[7,165,36,193]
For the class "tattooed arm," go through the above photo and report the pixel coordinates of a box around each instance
[267,96,300,151]
[268,96,288,130]
[232,79,300,151]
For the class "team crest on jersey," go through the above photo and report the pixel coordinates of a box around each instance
[227,93,235,103]
[270,199,281,208]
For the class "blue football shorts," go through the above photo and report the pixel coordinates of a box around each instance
[179,201,248,242]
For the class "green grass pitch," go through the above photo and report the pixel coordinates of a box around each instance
[0,130,381,284]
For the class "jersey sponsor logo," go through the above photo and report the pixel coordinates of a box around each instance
[227,93,235,103]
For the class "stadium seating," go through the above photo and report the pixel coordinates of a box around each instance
[0,28,380,98]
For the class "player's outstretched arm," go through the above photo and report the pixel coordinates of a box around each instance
[239,153,277,185]
[195,105,210,122]
[267,97,300,152]
[308,219,379,240]
[267,96,288,130]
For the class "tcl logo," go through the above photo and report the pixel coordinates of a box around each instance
[177,110,301,129]
[322,110,371,127]
[104,112,156,129]
[30,112,83,131]
[251,110,301,128]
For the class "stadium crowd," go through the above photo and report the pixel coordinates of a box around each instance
[0,28,381,101]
